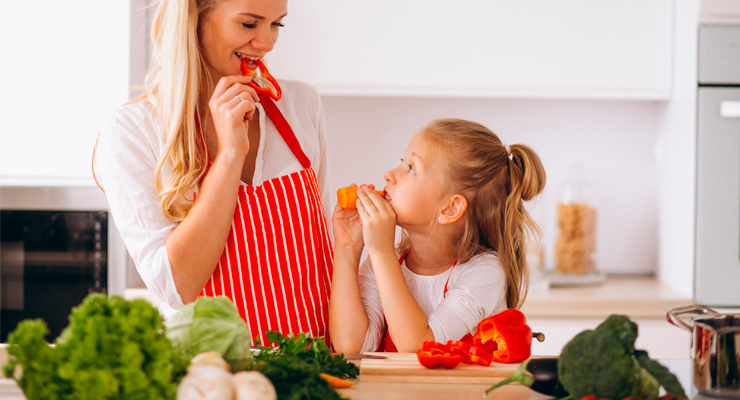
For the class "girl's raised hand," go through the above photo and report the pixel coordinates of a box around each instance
[356,185,396,255]
[332,197,364,250]
[208,75,260,158]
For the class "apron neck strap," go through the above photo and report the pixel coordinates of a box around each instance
[258,93,311,169]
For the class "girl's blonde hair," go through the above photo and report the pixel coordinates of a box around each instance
[421,119,546,309]
[147,0,217,221]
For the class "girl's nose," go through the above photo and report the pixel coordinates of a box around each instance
[383,169,395,184]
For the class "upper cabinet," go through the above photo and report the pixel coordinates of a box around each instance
[268,0,674,100]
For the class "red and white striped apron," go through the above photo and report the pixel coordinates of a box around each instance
[199,93,333,346]
[380,251,472,351]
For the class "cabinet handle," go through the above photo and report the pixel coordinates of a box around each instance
[720,101,740,118]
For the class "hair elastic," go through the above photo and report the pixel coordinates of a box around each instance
[505,145,513,160]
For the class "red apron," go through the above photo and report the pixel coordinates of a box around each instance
[380,251,472,351]
[199,93,333,347]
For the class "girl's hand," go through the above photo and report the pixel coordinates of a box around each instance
[332,184,365,250]
[208,75,260,158]
[356,185,396,255]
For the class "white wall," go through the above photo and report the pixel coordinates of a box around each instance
[321,96,662,274]
[655,0,702,298]
[0,2,131,186]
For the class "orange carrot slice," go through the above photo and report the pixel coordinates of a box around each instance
[319,373,356,388]
[336,186,385,209]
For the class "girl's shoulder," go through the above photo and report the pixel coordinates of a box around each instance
[455,251,504,280]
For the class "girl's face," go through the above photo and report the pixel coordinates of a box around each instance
[383,133,449,229]
[199,0,288,82]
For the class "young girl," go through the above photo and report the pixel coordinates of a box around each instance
[329,119,546,353]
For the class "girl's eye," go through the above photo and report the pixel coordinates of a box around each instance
[399,158,415,174]
[272,22,285,27]
[242,22,257,29]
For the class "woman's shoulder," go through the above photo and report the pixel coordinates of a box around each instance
[102,99,160,141]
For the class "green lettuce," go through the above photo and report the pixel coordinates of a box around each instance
[165,296,252,372]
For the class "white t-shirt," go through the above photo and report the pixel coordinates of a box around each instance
[358,251,507,352]
[95,80,331,312]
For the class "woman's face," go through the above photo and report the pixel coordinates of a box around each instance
[383,133,448,229]
[199,0,288,82]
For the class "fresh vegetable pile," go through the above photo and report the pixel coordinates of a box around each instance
[3,294,358,400]
[486,314,687,400]
[2,293,187,400]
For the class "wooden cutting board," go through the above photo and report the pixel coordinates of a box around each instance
[359,352,521,384]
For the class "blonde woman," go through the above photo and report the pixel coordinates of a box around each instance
[94,0,332,346]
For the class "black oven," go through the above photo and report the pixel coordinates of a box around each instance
[0,186,128,342]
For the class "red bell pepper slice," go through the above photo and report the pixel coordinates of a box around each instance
[446,340,493,367]
[240,58,282,101]
[416,342,463,369]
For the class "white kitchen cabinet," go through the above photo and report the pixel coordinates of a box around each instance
[268,0,673,99]
[528,318,691,359]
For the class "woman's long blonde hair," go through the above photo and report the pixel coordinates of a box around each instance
[420,119,546,309]
[147,0,217,221]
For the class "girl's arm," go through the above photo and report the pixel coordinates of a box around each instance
[356,188,435,352]
[329,199,370,353]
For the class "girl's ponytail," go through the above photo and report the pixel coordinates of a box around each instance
[500,145,546,308]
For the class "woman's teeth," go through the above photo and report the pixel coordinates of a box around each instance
[235,53,259,61]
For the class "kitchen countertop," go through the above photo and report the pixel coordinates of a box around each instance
[521,274,694,319]
[0,355,697,399]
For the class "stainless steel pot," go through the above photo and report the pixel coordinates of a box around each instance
[667,305,740,398]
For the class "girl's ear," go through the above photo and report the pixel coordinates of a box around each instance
[438,194,467,224]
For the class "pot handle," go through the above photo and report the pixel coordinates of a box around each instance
[666,305,718,331]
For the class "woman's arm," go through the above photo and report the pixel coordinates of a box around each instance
[167,75,258,303]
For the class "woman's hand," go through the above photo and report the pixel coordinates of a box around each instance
[356,185,396,255]
[208,75,259,158]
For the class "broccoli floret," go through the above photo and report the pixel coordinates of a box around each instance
[557,315,659,399]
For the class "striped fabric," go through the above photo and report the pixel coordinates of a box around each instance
[201,167,333,347]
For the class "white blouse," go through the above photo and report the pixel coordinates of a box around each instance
[358,251,508,352]
[95,80,332,311]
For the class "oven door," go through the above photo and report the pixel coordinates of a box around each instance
[695,87,740,306]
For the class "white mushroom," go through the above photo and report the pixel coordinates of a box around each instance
[176,365,235,400]
[189,351,231,372]
[232,371,277,400]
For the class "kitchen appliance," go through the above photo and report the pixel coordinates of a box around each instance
[694,24,740,306]
[668,305,740,398]
[0,186,127,342]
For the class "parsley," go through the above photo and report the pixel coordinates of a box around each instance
[254,331,359,379]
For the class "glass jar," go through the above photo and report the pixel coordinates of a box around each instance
[555,164,597,275]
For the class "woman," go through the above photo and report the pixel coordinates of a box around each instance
[94,0,333,346]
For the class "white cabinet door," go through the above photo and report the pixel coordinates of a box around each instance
[0,2,131,186]
[268,0,673,99]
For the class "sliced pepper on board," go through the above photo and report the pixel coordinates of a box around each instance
[473,309,544,364]
[416,342,464,369]
[447,340,494,367]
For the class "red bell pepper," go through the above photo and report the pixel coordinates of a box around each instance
[446,340,493,367]
[473,309,544,364]
[240,58,282,101]
[416,341,463,369]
